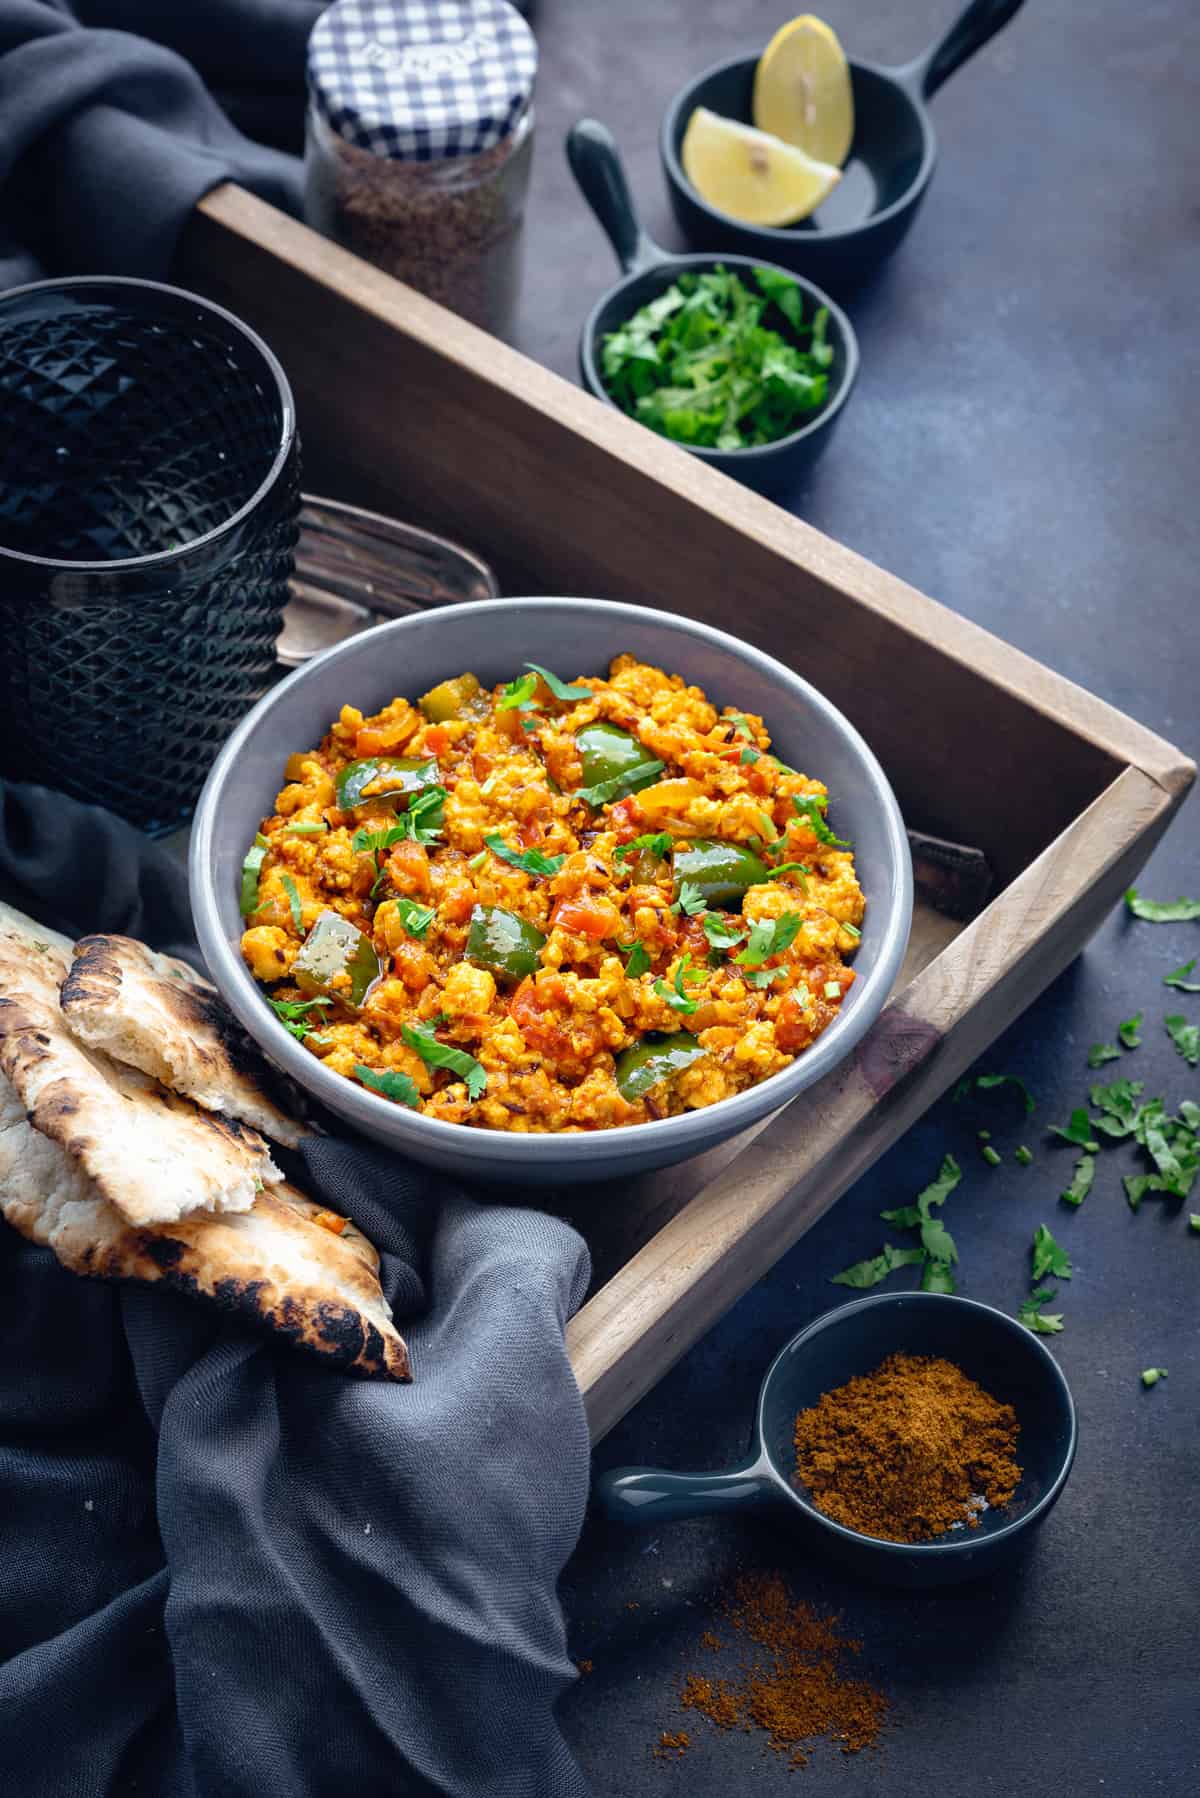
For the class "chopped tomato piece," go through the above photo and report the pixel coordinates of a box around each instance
[422,725,451,757]
[386,838,432,897]
[553,896,621,940]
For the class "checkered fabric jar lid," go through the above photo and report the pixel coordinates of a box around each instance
[307,0,538,162]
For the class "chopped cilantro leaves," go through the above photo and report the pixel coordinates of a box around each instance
[672,881,706,917]
[1164,957,1200,992]
[1060,1153,1095,1208]
[830,1242,925,1289]
[623,941,651,978]
[655,953,703,1014]
[484,835,566,878]
[1088,1042,1121,1068]
[393,897,435,940]
[1018,1287,1064,1335]
[1166,1014,1200,1066]
[614,832,673,863]
[736,912,803,969]
[1124,888,1200,922]
[524,662,591,703]
[280,874,305,935]
[355,1063,420,1108]
[791,793,850,848]
[577,759,665,810]
[497,671,538,711]
[401,1020,487,1100]
[1118,1011,1143,1049]
[702,914,747,951]
[1049,1108,1099,1152]
[1032,1223,1072,1282]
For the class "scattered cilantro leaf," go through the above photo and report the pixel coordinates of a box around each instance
[1060,1152,1095,1208]
[269,995,331,1042]
[917,1153,962,1217]
[1141,1367,1168,1388]
[1182,1100,1200,1130]
[830,1242,926,1289]
[393,896,435,940]
[497,671,539,711]
[791,793,850,848]
[702,914,747,951]
[1048,1108,1099,1152]
[1015,1145,1033,1166]
[524,662,591,703]
[956,1072,1037,1114]
[1189,1214,1200,1232]
[920,1257,957,1294]
[614,832,673,864]
[1032,1223,1072,1282]
[655,953,703,1014]
[484,834,566,879]
[1118,1011,1143,1049]
[280,874,305,935]
[672,881,706,917]
[1089,1076,1144,1120]
[600,265,832,451]
[401,1020,487,1101]
[355,1063,420,1108]
[1018,1287,1064,1335]
[920,1216,958,1265]
[1124,888,1200,922]
[740,746,760,765]
[1164,957,1200,992]
[577,759,665,810]
[745,967,786,989]
[880,1204,922,1229]
[623,940,651,978]
[1124,1173,1171,1210]
[766,862,810,887]
[1088,1041,1121,1068]
[1166,1014,1200,1066]
[736,912,803,969]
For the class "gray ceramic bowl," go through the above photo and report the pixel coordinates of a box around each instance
[191,598,912,1185]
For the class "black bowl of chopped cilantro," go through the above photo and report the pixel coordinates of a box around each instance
[569,120,859,494]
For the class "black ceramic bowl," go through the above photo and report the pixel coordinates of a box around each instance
[569,119,858,496]
[660,0,1028,295]
[596,1292,1077,1588]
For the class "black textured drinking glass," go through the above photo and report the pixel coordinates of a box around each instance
[0,277,300,833]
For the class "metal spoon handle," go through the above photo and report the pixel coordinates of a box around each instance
[594,1458,773,1525]
[895,0,1027,101]
[566,118,664,278]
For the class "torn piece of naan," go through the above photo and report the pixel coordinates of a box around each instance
[0,1072,409,1380]
[0,925,279,1227]
[60,933,307,1148]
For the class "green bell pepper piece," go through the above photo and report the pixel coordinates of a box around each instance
[576,723,659,789]
[292,910,383,1009]
[465,905,547,981]
[615,1032,707,1102]
[672,839,771,908]
[418,673,480,722]
[336,757,440,811]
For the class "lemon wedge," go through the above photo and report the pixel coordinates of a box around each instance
[681,107,841,226]
[753,14,855,169]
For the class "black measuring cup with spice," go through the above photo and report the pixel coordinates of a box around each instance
[595,1292,1076,1588]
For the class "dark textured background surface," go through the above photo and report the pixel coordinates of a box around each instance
[519,1,1200,1791]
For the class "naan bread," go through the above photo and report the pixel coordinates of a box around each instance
[60,934,307,1149]
[0,1072,409,1380]
[0,927,280,1227]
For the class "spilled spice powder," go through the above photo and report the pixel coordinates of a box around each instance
[792,1351,1021,1543]
[653,1731,689,1761]
[674,1574,888,1767]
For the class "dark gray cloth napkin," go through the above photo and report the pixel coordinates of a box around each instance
[0,781,593,1798]
[0,0,321,289]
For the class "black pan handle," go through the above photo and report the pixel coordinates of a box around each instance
[894,0,1027,101]
[566,118,666,278]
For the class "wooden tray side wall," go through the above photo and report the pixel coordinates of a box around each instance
[178,191,1190,889]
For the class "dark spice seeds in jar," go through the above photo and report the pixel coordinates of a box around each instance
[304,0,537,335]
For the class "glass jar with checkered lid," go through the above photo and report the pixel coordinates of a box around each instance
[304,0,537,335]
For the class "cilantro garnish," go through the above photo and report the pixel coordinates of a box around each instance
[728,715,756,740]
[766,862,810,887]
[830,1242,926,1289]
[497,671,539,711]
[740,747,760,765]
[394,897,435,940]
[1118,1011,1143,1049]
[355,1063,420,1108]
[614,832,673,864]
[671,881,706,917]
[1141,1367,1168,1388]
[791,793,850,848]
[1060,1153,1095,1207]
[239,833,269,918]
[484,835,567,878]
[1088,1042,1121,1068]
[269,995,331,1043]
[1166,1014,1200,1066]
[954,1072,1037,1115]
[1124,887,1200,922]
[401,1020,487,1101]
[736,912,803,969]
[623,940,651,978]
[880,1152,962,1229]
[701,914,747,952]
[577,759,665,810]
[600,265,831,451]
[1048,1108,1100,1152]
[1032,1223,1072,1282]
[1164,957,1200,992]
[524,662,591,703]
[280,874,305,936]
[654,953,703,1014]
[1018,1286,1064,1335]
[921,1259,957,1293]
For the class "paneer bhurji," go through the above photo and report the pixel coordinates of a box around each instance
[240,656,865,1132]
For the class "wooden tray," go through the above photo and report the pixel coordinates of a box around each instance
[177,188,1195,1442]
